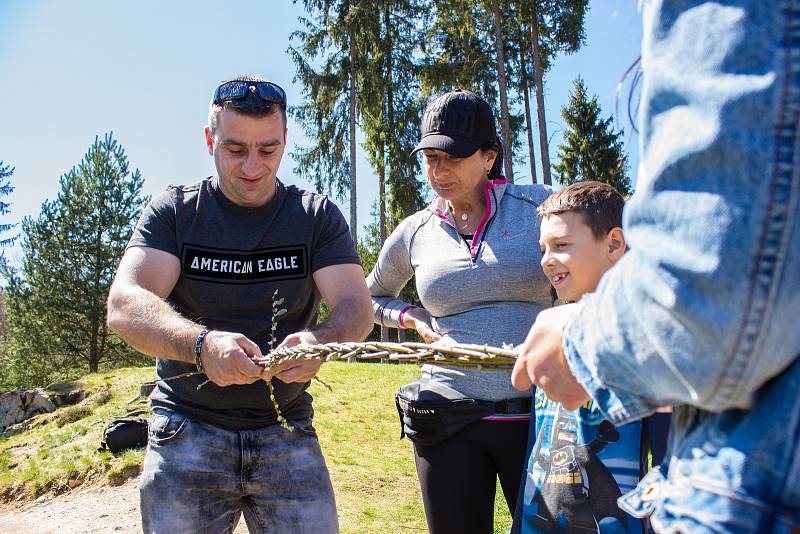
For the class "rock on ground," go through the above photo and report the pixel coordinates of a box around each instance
[0,389,55,434]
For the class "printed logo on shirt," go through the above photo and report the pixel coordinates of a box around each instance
[501,229,528,241]
[180,244,308,284]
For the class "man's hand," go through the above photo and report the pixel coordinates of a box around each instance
[511,304,590,410]
[403,307,442,343]
[200,330,266,387]
[271,331,323,383]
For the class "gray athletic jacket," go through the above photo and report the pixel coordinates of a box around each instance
[367,179,554,401]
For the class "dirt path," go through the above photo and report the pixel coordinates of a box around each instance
[0,477,250,534]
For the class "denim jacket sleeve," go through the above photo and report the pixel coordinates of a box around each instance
[563,0,800,425]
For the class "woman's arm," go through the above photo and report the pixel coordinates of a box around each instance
[366,217,440,341]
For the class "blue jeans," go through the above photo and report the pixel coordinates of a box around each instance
[560,0,800,531]
[139,408,338,534]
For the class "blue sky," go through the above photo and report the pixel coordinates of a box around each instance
[0,1,642,261]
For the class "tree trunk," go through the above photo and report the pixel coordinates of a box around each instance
[349,34,358,243]
[89,308,99,373]
[379,138,389,342]
[380,2,391,343]
[530,1,551,185]
[89,223,103,374]
[491,0,513,182]
[384,3,395,229]
[520,44,538,184]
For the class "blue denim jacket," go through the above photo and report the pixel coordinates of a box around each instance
[562,1,800,531]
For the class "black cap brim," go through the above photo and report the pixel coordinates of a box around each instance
[410,134,482,158]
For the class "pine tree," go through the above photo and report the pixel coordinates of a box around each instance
[0,161,16,249]
[359,0,425,228]
[3,133,149,381]
[513,0,589,184]
[418,0,524,180]
[290,0,371,244]
[554,77,632,195]
[489,0,514,180]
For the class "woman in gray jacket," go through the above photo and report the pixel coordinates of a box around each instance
[367,90,554,534]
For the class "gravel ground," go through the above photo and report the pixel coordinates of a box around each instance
[0,477,250,534]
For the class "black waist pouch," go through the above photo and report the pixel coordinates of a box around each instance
[395,379,496,447]
[98,417,149,453]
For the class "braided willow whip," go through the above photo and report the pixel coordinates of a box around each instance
[161,341,518,429]
[254,341,518,368]
[160,290,519,428]
[163,341,518,386]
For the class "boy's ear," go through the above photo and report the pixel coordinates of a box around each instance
[607,227,626,261]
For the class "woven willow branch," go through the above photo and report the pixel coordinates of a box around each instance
[162,341,518,386]
[254,341,518,367]
[160,341,517,430]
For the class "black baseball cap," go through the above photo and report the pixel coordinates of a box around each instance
[411,90,497,158]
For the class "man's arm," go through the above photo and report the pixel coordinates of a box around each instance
[107,246,266,386]
[271,263,373,383]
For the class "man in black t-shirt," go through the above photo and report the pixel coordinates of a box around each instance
[108,75,372,533]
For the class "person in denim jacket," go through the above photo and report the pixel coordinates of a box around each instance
[512,1,800,532]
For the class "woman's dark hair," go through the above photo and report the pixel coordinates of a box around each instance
[482,135,504,180]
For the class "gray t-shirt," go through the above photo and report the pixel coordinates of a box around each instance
[127,177,360,429]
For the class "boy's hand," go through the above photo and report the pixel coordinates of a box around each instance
[511,304,591,410]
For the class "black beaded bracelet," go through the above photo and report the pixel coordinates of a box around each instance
[194,328,210,373]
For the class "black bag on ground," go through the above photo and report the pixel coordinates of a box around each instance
[98,417,149,453]
[395,379,497,447]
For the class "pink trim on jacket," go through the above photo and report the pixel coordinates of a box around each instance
[429,177,506,259]
[468,180,495,256]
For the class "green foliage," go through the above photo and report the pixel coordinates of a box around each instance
[289,0,369,200]
[554,77,632,195]
[0,367,148,500]
[359,0,425,224]
[292,0,425,249]
[0,161,16,249]
[418,0,591,182]
[419,0,498,100]
[508,0,589,182]
[54,405,93,428]
[1,133,150,387]
[521,0,589,68]
[419,0,524,180]
[0,335,62,391]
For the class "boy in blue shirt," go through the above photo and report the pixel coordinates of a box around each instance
[514,181,668,534]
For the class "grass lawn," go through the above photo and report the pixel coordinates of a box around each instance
[0,362,514,533]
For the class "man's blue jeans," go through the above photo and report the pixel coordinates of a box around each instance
[139,408,338,534]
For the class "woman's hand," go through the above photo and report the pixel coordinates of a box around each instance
[403,307,442,343]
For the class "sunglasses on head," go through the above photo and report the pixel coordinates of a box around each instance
[212,80,287,107]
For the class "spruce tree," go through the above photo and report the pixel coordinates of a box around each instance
[3,133,149,380]
[554,77,632,195]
